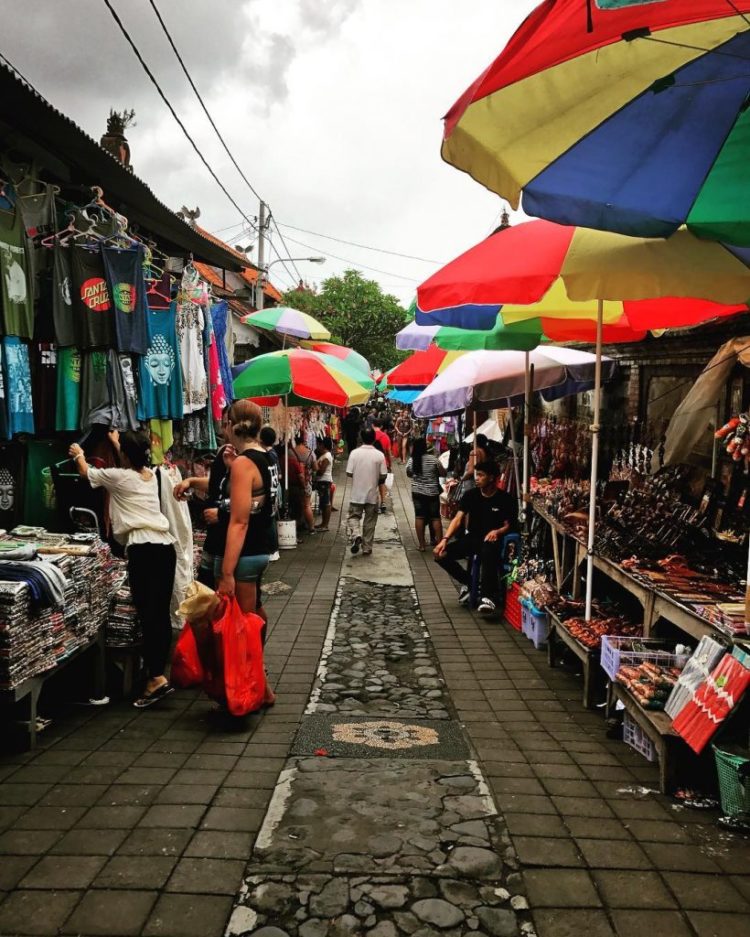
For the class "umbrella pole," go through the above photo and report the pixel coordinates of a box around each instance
[473,410,477,461]
[584,300,604,622]
[522,352,531,526]
[284,394,289,494]
[507,398,522,517]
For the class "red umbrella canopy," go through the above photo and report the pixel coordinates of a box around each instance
[414,220,750,330]
[386,345,465,388]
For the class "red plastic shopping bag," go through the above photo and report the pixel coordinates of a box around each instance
[209,597,267,716]
[171,624,204,687]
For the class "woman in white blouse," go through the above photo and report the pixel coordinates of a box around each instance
[70,430,176,709]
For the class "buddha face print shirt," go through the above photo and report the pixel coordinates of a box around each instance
[137,300,184,421]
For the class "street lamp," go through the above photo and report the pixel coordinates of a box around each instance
[257,256,326,309]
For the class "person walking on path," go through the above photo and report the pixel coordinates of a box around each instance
[291,432,316,535]
[372,419,392,470]
[314,437,334,532]
[433,460,517,616]
[70,430,177,708]
[395,408,414,464]
[407,436,446,552]
[346,427,387,556]
[342,407,362,455]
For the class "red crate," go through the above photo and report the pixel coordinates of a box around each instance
[505,583,522,631]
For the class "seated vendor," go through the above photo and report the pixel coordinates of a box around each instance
[433,460,517,616]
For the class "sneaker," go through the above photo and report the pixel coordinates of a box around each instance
[351,535,362,555]
[458,586,471,607]
[269,551,280,562]
[380,504,386,514]
[362,549,372,556]
[478,598,496,616]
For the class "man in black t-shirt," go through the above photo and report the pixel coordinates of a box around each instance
[434,461,517,615]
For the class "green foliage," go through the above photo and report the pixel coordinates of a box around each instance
[283,270,408,370]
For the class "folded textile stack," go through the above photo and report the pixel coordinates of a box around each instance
[192,529,207,576]
[106,577,141,648]
[0,581,45,689]
[0,539,119,689]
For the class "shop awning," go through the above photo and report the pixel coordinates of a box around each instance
[0,62,243,271]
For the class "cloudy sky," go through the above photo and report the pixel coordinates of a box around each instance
[0,0,538,306]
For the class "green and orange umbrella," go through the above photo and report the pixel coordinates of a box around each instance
[241,306,331,341]
[232,349,373,407]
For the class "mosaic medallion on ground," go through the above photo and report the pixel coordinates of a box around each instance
[293,714,468,760]
[308,579,451,720]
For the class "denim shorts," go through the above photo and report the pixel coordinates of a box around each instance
[213,554,270,584]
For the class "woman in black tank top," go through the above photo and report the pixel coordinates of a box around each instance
[216,401,275,622]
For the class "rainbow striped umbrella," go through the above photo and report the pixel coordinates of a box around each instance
[232,349,373,407]
[241,306,330,340]
[300,341,370,375]
[414,220,750,330]
[442,0,750,244]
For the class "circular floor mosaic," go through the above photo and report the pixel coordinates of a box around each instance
[331,720,439,750]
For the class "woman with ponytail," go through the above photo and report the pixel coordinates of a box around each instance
[69,430,177,708]
[214,400,275,627]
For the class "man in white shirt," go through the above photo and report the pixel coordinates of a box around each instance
[346,428,387,556]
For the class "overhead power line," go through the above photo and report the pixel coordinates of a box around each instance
[147,0,262,213]
[276,220,444,265]
[146,0,307,283]
[101,0,258,232]
[279,231,421,283]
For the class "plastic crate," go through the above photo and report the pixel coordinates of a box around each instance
[623,712,657,762]
[600,635,680,683]
[526,605,549,649]
[713,745,750,817]
[504,583,522,632]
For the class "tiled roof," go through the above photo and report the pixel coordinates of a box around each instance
[0,62,244,271]
[195,227,283,302]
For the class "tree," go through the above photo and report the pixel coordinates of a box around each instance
[283,270,408,370]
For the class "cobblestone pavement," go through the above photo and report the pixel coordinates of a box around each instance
[226,478,532,937]
[0,469,749,936]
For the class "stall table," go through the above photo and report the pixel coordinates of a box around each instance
[547,609,604,709]
[612,682,686,793]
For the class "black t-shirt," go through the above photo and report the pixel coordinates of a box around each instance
[458,487,517,543]
[70,246,115,349]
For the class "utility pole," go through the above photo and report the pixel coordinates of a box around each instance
[257,200,267,310]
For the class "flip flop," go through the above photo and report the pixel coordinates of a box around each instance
[133,682,174,709]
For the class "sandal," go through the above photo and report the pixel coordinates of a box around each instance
[133,682,174,709]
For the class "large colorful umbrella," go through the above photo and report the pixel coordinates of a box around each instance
[413,219,750,623]
[300,341,370,375]
[415,221,750,329]
[241,306,331,341]
[412,348,616,418]
[386,345,465,389]
[441,0,750,243]
[232,349,373,407]
[396,315,543,352]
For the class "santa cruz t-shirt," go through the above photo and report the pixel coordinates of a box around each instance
[70,245,115,349]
